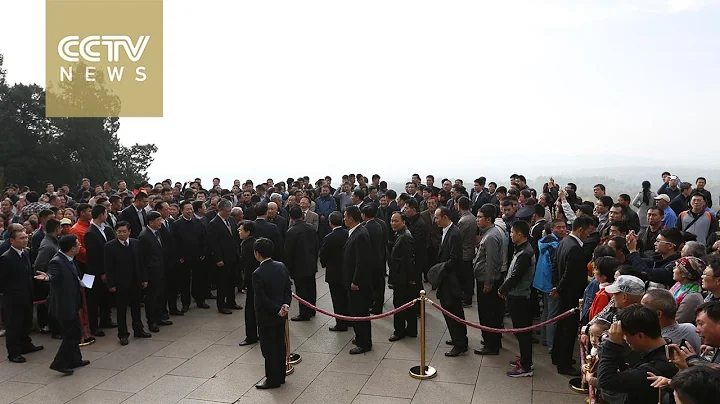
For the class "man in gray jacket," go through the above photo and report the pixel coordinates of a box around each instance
[498,221,536,377]
[473,204,507,356]
[33,218,62,338]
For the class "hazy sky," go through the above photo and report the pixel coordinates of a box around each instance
[2,0,719,186]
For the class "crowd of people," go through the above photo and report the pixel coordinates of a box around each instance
[1,172,720,399]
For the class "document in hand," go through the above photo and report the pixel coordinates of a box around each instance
[81,274,95,288]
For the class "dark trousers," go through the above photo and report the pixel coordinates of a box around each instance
[116,285,143,337]
[259,322,286,385]
[176,260,193,308]
[551,296,580,368]
[349,288,372,348]
[52,316,82,368]
[165,263,179,312]
[461,261,474,304]
[318,220,330,245]
[294,275,317,318]
[328,283,349,329]
[215,263,237,310]
[87,277,111,330]
[477,279,504,351]
[370,267,385,312]
[145,278,165,326]
[3,303,33,358]
[439,295,468,350]
[392,284,418,337]
[426,246,438,274]
[244,286,257,341]
[191,260,208,305]
[507,296,534,370]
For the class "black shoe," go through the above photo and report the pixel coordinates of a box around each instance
[161,314,170,321]
[158,320,173,326]
[328,326,348,332]
[218,308,232,315]
[148,324,160,333]
[351,338,356,345]
[197,303,211,309]
[462,302,472,308]
[134,330,152,338]
[557,366,581,376]
[181,306,190,313]
[255,379,281,389]
[49,364,74,375]
[92,330,106,337]
[473,348,500,356]
[229,304,243,310]
[238,339,257,346]
[22,345,44,354]
[444,347,468,357]
[8,355,26,363]
[120,337,129,345]
[291,315,310,322]
[73,360,90,368]
[531,337,539,344]
[388,334,405,342]
[445,340,455,346]
[349,346,372,355]
[99,321,117,328]
[169,310,184,316]
[370,308,382,315]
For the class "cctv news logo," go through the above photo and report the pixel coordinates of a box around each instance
[57,35,151,82]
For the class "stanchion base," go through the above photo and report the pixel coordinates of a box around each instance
[288,353,302,365]
[568,377,588,394]
[286,365,294,375]
[409,365,437,380]
[79,337,96,347]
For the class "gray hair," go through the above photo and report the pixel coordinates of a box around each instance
[682,241,706,258]
[642,288,677,319]
[270,193,282,201]
[218,199,232,211]
[231,207,243,215]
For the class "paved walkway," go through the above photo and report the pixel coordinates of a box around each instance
[0,267,588,404]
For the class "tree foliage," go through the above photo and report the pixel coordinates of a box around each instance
[0,54,157,191]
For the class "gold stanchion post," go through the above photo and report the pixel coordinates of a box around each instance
[285,318,294,375]
[409,290,437,379]
[569,298,587,394]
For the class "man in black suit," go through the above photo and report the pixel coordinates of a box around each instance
[284,206,319,321]
[343,206,373,354]
[105,221,151,345]
[361,204,386,314]
[119,192,148,238]
[138,211,172,332]
[551,215,595,376]
[267,202,288,237]
[252,238,292,390]
[34,235,89,374]
[320,211,349,332]
[404,199,428,283]
[470,177,491,216]
[83,205,116,336]
[30,209,54,264]
[384,190,400,224]
[174,200,209,310]
[155,201,181,316]
[207,199,241,314]
[254,202,283,261]
[433,206,468,356]
[238,220,259,346]
[388,212,418,341]
[0,228,43,362]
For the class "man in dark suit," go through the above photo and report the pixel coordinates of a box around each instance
[361,204,386,314]
[284,206,319,321]
[83,205,116,336]
[320,211,349,331]
[105,221,151,345]
[433,206,468,356]
[119,192,148,238]
[404,199,428,283]
[343,206,373,354]
[254,202,283,261]
[384,190,400,224]
[238,220,259,346]
[470,177,492,216]
[174,200,209,310]
[138,211,172,332]
[0,228,43,362]
[34,235,89,374]
[252,238,292,390]
[388,212,418,341]
[267,202,288,238]
[551,214,595,376]
[30,209,54,264]
[207,199,241,314]
[155,201,181,316]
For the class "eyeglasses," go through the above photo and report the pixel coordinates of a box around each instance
[654,240,676,247]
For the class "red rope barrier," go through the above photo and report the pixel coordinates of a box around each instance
[428,299,578,333]
[292,293,417,321]
[33,300,46,305]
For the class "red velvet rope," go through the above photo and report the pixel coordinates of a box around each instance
[292,293,417,321]
[428,299,578,333]
[33,300,46,305]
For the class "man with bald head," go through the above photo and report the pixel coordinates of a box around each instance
[267,202,288,236]
[270,194,288,220]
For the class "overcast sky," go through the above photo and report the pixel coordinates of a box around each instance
[2,0,719,186]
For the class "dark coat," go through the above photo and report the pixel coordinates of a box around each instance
[406,214,428,275]
[104,238,145,289]
[119,205,147,238]
[435,224,463,301]
[207,216,240,265]
[138,227,165,282]
[84,223,116,276]
[363,219,385,273]
[388,227,416,286]
[554,235,590,301]
[0,248,34,306]
[253,259,292,327]
[284,221,318,279]
[254,218,283,261]
[240,236,259,291]
[172,216,207,261]
[46,254,82,321]
[320,227,348,285]
[341,225,372,290]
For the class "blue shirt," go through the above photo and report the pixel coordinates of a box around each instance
[663,206,678,228]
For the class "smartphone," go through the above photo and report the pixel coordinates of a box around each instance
[666,345,674,361]
[679,339,687,349]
